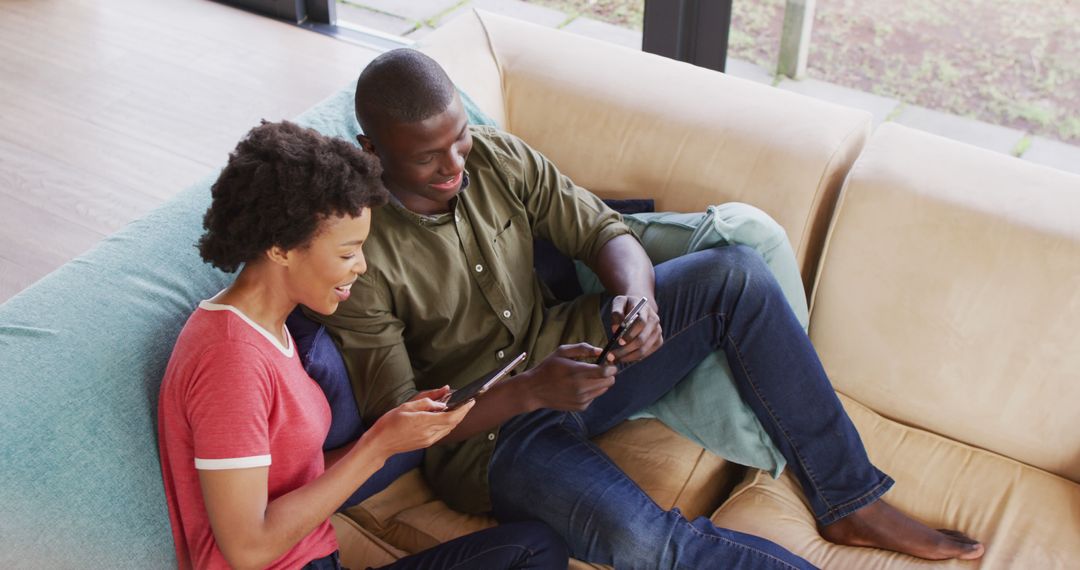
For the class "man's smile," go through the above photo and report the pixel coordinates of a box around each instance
[429,171,463,191]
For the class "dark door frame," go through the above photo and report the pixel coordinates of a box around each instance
[220,0,732,71]
[642,0,733,73]
[217,0,333,24]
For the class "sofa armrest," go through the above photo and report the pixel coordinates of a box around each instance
[808,122,1080,482]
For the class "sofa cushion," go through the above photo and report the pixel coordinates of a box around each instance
[288,307,363,449]
[710,392,1080,569]
[0,176,233,568]
[287,307,425,510]
[808,123,1080,482]
[340,419,737,568]
[330,513,405,568]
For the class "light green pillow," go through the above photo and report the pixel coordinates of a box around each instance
[576,203,808,475]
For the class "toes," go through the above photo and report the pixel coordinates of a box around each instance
[935,529,985,560]
[936,529,980,545]
[957,542,986,560]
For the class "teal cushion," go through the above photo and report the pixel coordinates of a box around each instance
[576,204,807,474]
[0,177,232,567]
[0,81,499,568]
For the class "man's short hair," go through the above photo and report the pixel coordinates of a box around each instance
[354,48,456,139]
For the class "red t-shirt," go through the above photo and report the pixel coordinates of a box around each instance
[158,301,337,569]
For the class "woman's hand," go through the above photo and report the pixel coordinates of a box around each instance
[363,386,475,456]
[201,385,473,570]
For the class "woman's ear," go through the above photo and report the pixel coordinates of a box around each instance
[266,245,290,267]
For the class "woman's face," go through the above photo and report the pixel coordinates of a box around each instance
[283,208,372,315]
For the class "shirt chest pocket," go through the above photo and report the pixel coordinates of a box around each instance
[490,213,534,291]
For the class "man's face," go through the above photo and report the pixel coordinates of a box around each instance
[360,94,473,215]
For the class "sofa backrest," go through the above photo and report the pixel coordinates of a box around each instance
[0,179,231,567]
[808,122,1080,483]
[420,10,874,290]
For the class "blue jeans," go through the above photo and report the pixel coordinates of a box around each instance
[301,521,568,570]
[489,245,893,569]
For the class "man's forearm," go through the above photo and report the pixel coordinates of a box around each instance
[592,234,655,298]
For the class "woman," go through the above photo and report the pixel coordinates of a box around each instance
[157,121,568,570]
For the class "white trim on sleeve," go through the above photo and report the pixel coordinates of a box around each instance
[194,454,272,470]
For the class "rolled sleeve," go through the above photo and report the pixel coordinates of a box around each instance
[487,128,634,267]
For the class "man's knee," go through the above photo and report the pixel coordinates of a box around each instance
[669,245,785,316]
[680,244,775,290]
[720,243,770,272]
[498,521,570,568]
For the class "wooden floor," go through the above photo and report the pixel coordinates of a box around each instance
[0,0,381,302]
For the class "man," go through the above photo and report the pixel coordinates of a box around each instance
[313,48,985,568]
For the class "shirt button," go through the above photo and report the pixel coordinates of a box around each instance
[487,433,496,441]
[497,350,505,359]
[475,264,483,273]
[502,310,511,319]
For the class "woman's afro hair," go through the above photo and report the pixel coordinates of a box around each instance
[198,120,388,273]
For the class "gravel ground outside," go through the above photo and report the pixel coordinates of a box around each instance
[523,0,1080,144]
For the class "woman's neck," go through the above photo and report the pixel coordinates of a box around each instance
[210,264,295,346]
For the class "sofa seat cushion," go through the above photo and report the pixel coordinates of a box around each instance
[330,514,404,568]
[337,419,739,569]
[710,393,1080,569]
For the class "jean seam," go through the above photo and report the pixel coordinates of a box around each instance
[556,420,645,490]
[684,521,806,570]
[724,327,833,515]
[816,474,894,525]
[565,410,588,433]
[615,312,717,375]
[557,362,803,570]
[445,545,534,570]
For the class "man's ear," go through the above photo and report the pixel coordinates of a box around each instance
[357,134,376,154]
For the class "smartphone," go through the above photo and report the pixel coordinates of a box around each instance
[443,352,528,410]
[595,297,649,365]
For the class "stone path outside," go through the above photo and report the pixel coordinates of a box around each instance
[336,0,1080,176]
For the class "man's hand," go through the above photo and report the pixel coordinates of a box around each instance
[608,295,663,363]
[520,343,618,411]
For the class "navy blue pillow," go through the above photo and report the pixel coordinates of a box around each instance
[533,198,654,301]
[287,308,364,450]
[287,308,423,508]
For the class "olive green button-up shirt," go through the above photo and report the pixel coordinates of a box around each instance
[311,126,632,514]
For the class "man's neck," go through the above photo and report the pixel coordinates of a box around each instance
[388,188,453,217]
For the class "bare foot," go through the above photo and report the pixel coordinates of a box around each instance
[819,499,985,561]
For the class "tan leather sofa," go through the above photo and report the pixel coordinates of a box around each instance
[329,10,1080,569]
